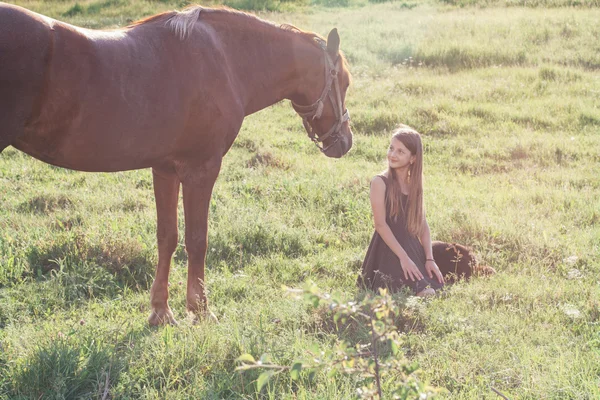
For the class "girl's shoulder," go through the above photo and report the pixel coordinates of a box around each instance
[371,173,389,186]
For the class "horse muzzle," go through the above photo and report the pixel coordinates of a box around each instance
[322,125,352,158]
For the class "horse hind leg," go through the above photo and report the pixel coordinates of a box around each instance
[0,138,11,153]
[0,102,27,153]
[0,5,51,153]
[148,167,181,326]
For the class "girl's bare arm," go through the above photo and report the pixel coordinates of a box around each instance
[419,219,434,260]
[419,218,444,283]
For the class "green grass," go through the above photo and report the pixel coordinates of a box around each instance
[1,0,600,398]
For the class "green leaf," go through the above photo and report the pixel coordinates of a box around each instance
[290,362,302,380]
[344,357,355,368]
[373,320,385,335]
[309,342,321,355]
[259,353,272,364]
[327,367,337,378]
[311,295,320,308]
[256,370,275,392]
[331,292,342,303]
[236,354,255,364]
[304,293,320,308]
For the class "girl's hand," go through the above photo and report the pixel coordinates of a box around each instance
[425,260,445,284]
[399,256,423,282]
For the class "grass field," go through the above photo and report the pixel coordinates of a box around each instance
[1,0,599,398]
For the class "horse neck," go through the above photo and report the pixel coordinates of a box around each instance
[207,13,322,116]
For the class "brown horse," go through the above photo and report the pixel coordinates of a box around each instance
[432,241,496,283]
[0,3,353,325]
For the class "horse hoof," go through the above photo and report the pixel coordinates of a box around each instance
[187,308,219,324]
[148,309,178,326]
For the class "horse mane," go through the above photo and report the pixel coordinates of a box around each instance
[168,7,203,40]
[128,5,328,48]
[280,23,326,49]
[128,6,350,80]
[127,8,200,40]
[280,23,350,76]
[127,11,173,29]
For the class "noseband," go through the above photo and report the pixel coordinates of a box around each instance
[291,46,350,153]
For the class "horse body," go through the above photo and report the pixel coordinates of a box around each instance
[7,6,238,171]
[0,3,353,324]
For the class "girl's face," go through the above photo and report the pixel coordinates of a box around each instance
[387,138,415,170]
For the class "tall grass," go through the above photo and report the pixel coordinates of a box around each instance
[1,0,600,398]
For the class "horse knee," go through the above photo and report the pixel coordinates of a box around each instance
[185,236,207,263]
[158,231,178,256]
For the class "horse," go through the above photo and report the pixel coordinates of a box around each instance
[432,241,496,284]
[0,3,353,325]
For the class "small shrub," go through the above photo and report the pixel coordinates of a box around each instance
[237,284,443,398]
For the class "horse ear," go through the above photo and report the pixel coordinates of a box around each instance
[326,28,340,58]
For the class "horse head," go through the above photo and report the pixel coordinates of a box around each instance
[292,28,353,159]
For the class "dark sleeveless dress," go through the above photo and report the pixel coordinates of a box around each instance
[359,175,444,294]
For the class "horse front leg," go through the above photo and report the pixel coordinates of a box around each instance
[180,159,221,322]
[148,167,180,326]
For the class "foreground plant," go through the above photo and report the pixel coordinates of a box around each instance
[236,284,443,399]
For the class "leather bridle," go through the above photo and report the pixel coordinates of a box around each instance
[291,46,350,153]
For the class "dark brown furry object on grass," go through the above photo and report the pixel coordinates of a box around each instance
[432,241,496,284]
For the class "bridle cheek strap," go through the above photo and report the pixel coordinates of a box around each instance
[291,49,350,153]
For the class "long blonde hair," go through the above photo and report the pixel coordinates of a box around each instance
[386,125,424,237]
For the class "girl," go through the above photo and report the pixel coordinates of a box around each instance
[360,125,444,297]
